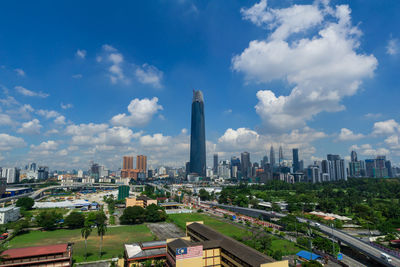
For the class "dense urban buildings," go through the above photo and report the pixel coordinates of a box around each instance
[189,90,206,177]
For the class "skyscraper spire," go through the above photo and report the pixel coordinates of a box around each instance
[270,146,275,167]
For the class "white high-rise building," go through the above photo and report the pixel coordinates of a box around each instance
[2,168,18,184]
[77,170,83,178]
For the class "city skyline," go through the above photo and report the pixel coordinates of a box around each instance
[0,0,399,170]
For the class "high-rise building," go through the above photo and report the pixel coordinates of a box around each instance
[292,148,299,173]
[136,155,147,173]
[326,154,347,181]
[37,166,49,180]
[365,159,375,177]
[385,160,393,178]
[230,156,240,178]
[189,90,206,177]
[213,154,218,173]
[2,168,19,184]
[241,152,250,178]
[123,156,133,170]
[279,146,283,166]
[29,163,37,172]
[351,151,358,162]
[270,146,275,167]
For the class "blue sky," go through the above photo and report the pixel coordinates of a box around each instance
[0,0,399,170]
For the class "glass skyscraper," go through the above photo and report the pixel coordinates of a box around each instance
[189,90,206,177]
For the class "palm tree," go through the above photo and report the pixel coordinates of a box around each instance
[97,222,107,258]
[81,223,92,260]
[95,211,107,258]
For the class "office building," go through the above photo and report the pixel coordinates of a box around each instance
[118,185,130,201]
[123,156,134,169]
[365,159,375,177]
[350,150,358,162]
[241,152,250,178]
[37,166,49,180]
[278,146,283,166]
[0,243,73,267]
[326,154,347,181]
[126,196,157,208]
[0,178,6,196]
[292,148,299,173]
[2,168,19,184]
[270,146,275,167]
[124,241,166,266]
[29,162,37,172]
[213,154,218,173]
[166,221,288,267]
[137,155,147,173]
[189,90,206,177]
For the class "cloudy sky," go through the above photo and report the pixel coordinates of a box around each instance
[0,0,399,170]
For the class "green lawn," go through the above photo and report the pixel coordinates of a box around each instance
[7,224,155,263]
[270,239,301,255]
[168,213,249,239]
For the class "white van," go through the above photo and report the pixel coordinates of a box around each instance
[381,252,392,263]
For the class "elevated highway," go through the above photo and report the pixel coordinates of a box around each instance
[204,202,399,266]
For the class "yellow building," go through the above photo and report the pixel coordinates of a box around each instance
[125,196,157,208]
[165,221,288,267]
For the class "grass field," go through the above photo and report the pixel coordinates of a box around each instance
[7,224,155,263]
[168,213,249,239]
[270,239,301,255]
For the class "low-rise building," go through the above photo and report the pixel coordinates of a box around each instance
[126,196,157,208]
[0,206,20,224]
[166,221,289,267]
[124,240,166,266]
[0,243,73,266]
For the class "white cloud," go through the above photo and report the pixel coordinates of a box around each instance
[30,140,58,151]
[218,128,260,150]
[140,133,171,146]
[0,114,13,125]
[337,128,364,141]
[102,44,117,52]
[14,68,26,77]
[70,126,139,147]
[15,86,49,98]
[111,97,163,127]
[350,143,389,157]
[372,119,400,135]
[37,109,60,119]
[61,103,73,109]
[17,119,42,134]
[54,115,66,125]
[0,134,25,151]
[72,74,83,79]
[99,45,130,84]
[386,38,399,56]
[364,113,382,119]
[45,129,59,135]
[233,1,377,131]
[57,149,68,156]
[65,123,109,136]
[76,49,87,59]
[135,64,163,88]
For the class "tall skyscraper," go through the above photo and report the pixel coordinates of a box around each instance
[241,152,250,178]
[270,146,275,167]
[189,90,206,177]
[213,154,218,173]
[351,151,358,162]
[327,154,347,181]
[123,156,133,170]
[136,155,147,173]
[292,148,299,173]
[279,146,283,166]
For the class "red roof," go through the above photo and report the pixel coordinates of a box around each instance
[1,244,69,259]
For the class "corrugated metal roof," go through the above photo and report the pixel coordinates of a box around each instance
[296,250,321,260]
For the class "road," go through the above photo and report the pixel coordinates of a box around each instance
[204,202,399,267]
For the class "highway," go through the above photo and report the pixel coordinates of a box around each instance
[204,202,399,267]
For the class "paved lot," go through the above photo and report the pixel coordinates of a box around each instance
[147,222,185,240]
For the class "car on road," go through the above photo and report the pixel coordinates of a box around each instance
[380,252,392,263]
[0,233,9,240]
[315,223,320,227]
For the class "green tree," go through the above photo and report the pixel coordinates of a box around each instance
[15,197,34,210]
[64,212,85,229]
[81,222,92,260]
[120,206,146,224]
[11,219,29,237]
[36,210,62,230]
[199,189,211,201]
[272,250,283,260]
[145,204,166,222]
[272,203,281,212]
[96,215,107,258]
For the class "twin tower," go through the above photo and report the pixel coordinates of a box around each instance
[189,90,206,177]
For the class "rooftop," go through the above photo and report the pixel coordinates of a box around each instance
[187,222,275,265]
[296,250,321,260]
[1,244,69,259]
[0,206,19,212]
[125,242,166,259]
